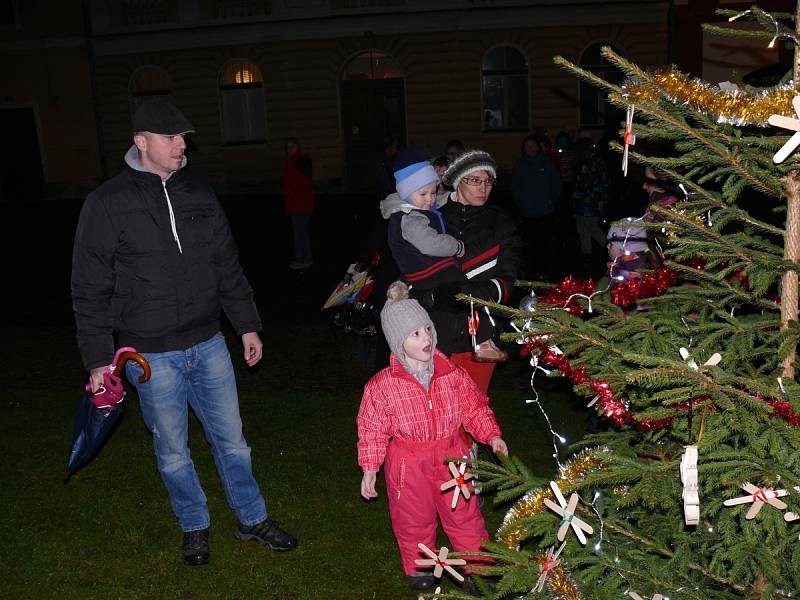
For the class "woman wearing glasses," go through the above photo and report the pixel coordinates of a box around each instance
[414,149,523,393]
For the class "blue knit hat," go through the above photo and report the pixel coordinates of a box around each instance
[393,148,440,201]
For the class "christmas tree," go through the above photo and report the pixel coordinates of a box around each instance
[454,4,800,599]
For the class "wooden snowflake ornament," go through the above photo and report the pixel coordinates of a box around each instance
[768,95,800,164]
[680,445,700,525]
[532,540,567,593]
[440,461,474,509]
[622,104,636,176]
[414,543,466,582]
[628,592,663,600]
[543,481,594,544]
[723,483,788,519]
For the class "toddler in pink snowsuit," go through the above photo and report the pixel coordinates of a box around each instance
[357,281,508,592]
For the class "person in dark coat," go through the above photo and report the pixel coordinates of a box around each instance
[71,101,297,567]
[283,137,314,269]
[511,135,562,281]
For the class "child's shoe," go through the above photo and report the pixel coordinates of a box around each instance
[407,574,436,591]
[473,339,508,363]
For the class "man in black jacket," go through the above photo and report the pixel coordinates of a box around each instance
[71,101,297,566]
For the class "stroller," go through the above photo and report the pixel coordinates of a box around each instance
[323,254,380,336]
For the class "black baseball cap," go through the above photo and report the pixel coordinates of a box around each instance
[132,100,195,135]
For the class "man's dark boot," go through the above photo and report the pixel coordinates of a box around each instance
[182,528,210,566]
[235,518,298,552]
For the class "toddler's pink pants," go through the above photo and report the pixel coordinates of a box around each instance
[384,430,491,575]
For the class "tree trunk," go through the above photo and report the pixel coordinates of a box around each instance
[781,174,800,379]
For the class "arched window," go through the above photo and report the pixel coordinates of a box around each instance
[481,45,529,131]
[130,66,174,113]
[219,60,266,144]
[341,50,403,81]
[579,42,624,128]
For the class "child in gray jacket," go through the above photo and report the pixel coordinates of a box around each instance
[379,148,506,363]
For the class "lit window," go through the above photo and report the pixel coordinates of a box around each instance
[481,45,529,131]
[219,60,266,144]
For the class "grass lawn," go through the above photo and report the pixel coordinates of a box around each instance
[1,197,592,599]
[0,321,588,600]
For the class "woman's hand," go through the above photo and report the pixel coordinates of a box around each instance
[361,470,378,500]
[490,436,508,456]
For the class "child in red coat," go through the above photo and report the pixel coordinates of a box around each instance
[357,281,507,592]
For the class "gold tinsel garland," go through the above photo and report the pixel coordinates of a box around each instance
[497,447,610,549]
[495,447,609,600]
[624,67,796,127]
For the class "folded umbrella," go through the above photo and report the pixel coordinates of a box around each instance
[64,347,151,482]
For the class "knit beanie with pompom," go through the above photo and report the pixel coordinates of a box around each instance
[380,281,437,362]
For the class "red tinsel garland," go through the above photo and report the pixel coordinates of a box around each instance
[537,269,679,313]
[609,268,678,308]
[524,268,798,430]
[538,276,596,315]
[520,337,799,430]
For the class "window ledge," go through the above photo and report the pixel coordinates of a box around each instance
[221,141,268,148]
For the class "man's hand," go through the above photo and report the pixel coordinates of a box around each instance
[89,366,110,393]
[361,470,378,500]
[490,436,508,456]
[242,332,263,367]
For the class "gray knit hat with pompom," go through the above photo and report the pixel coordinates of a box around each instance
[380,281,437,360]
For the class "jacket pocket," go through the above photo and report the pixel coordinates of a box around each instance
[396,457,406,500]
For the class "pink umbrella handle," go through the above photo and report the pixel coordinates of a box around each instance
[111,346,137,368]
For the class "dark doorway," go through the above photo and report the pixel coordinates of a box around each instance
[0,107,44,202]
[340,51,406,191]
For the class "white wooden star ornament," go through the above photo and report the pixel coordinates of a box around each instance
[543,481,594,544]
[768,95,800,164]
[680,445,700,525]
[723,483,788,519]
[679,347,721,371]
[628,592,663,600]
[532,540,567,593]
[440,461,475,509]
[414,543,466,582]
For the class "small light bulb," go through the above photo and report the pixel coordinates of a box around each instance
[708,527,714,533]
[557,434,567,444]
[768,36,776,48]
[594,542,601,551]
[593,491,600,501]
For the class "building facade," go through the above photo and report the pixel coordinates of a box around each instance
[0,0,102,201]
[85,0,671,192]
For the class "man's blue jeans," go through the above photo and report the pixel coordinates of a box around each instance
[126,332,267,532]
